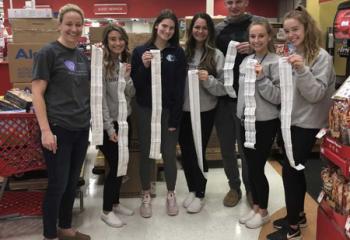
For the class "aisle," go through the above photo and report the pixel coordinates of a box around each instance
[0,147,286,240]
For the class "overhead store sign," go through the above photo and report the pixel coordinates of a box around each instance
[94,4,128,15]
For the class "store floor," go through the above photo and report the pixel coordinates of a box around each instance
[0,147,317,240]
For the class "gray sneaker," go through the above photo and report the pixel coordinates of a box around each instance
[166,192,179,216]
[140,193,152,218]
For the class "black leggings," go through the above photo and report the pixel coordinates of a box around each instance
[242,119,279,209]
[98,121,124,212]
[179,109,216,198]
[281,126,319,225]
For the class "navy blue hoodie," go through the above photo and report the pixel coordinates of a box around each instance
[131,43,187,128]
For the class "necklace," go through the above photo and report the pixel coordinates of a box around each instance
[253,53,268,64]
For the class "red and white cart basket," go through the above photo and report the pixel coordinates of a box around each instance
[0,113,46,218]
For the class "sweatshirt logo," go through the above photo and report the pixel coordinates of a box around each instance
[64,60,76,71]
[166,54,176,62]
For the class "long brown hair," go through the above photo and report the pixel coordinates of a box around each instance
[185,13,217,77]
[146,9,180,47]
[102,25,130,80]
[283,6,322,66]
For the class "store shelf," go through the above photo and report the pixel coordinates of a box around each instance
[321,136,350,177]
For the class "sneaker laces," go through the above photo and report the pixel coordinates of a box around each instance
[142,194,151,205]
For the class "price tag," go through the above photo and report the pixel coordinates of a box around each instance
[345,216,350,231]
[317,191,325,203]
[316,128,327,139]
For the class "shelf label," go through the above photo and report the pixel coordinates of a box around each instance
[317,190,325,203]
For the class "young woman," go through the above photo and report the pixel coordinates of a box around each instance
[99,25,135,228]
[179,12,226,214]
[130,9,187,218]
[237,19,280,229]
[267,6,335,240]
[32,4,91,240]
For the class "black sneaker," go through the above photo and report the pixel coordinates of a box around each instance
[266,226,302,240]
[273,214,307,229]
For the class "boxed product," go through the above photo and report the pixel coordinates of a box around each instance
[8,8,53,18]
[10,18,59,43]
[7,43,45,83]
[329,76,350,144]
[4,89,32,111]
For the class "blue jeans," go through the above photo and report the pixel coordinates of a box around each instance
[42,126,89,239]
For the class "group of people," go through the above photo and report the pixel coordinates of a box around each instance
[31,0,335,240]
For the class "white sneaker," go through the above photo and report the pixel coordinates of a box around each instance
[183,192,195,208]
[101,211,124,228]
[113,204,134,216]
[186,197,204,213]
[239,210,256,224]
[245,212,270,229]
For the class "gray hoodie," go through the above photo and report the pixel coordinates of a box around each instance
[102,62,135,137]
[237,52,281,121]
[291,48,335,129]
[182,48,227,112]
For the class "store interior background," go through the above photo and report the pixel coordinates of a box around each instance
[0,0,348,240]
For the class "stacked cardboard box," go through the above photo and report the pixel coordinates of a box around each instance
[8,18,59,87]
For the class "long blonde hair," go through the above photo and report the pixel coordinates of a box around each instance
[283,6,322,66]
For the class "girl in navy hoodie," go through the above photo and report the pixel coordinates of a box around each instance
[131,9,186,218]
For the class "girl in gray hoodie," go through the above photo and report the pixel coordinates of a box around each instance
[99,25,135,228]
[179,12,227,214]
[267,6,335,240]
[237,19,280,229]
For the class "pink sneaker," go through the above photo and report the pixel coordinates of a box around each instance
[166,192,179,216]
[140,192,152,218]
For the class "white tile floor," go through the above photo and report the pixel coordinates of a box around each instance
[0,147,285,240]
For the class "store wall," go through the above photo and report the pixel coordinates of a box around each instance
[214,0,279,17]
[307,0,346,75]
[3,0,206,18]
[4,0,279,19]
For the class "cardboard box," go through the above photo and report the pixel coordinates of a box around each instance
[12,82,32,90]
[8,8,53,18]
[8,43,45,83]
[11,18,59,43]
[89,27,105,44]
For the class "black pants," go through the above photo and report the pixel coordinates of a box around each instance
[241,119,279,209]
[98,121,125,212]
[42,126,89,239]
[281,126,319,225]
[179,109,216,198]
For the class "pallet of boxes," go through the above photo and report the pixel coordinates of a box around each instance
[90,26,156,197]
[317,76,350,240]
[8,11,59,90]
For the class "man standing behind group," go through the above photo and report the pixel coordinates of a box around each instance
[215,0,260,207]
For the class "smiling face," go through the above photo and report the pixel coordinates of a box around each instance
[192,18,209,46]
[155,18,175,43]
[58,11,83,48]
[283,18,305,51]
[224,0,249,18]
[107,30,126,57]
[249,24,271,55]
